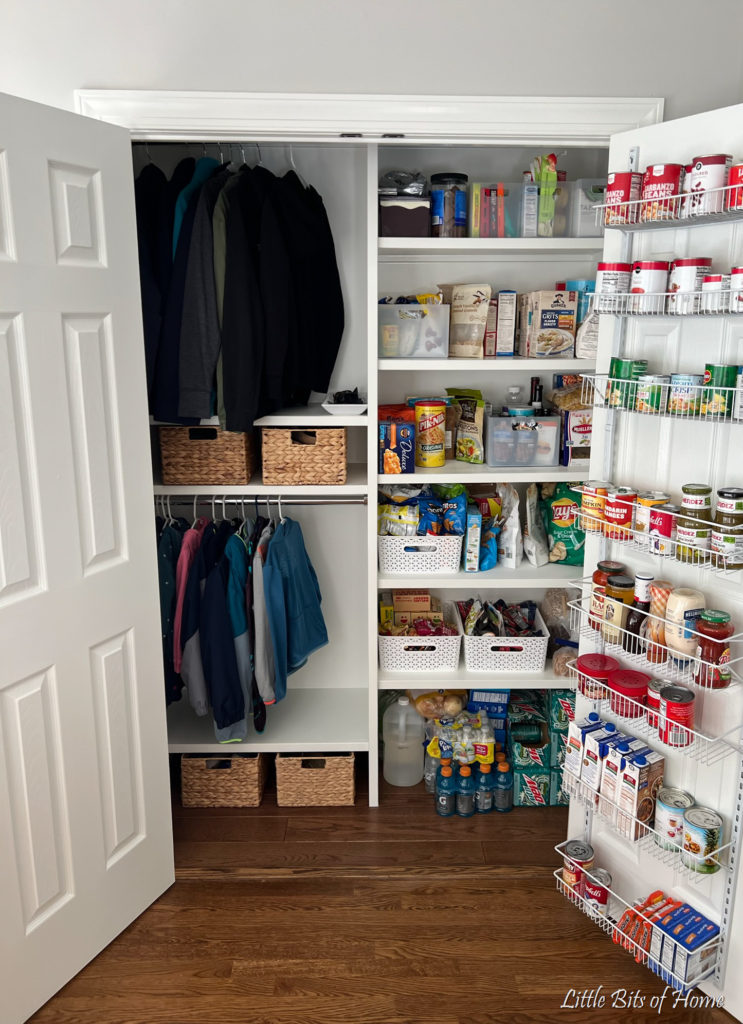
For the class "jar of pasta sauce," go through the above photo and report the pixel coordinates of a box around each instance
[695,611,734,689]
[590,560,626,631]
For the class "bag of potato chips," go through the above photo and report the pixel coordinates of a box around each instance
[539,482,585,565]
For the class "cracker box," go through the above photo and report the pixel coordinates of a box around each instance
[513,767,550,806]
[379,420,415,474]
[550,768,570,806]
[523,290,578,358]
[496,290,517,356]
[392,590,430,613]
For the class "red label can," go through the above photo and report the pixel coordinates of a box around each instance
[641,164,684,222]
[729,164,743,211]
[605,171,642,225]
[659,685,695,748]
[562,840,595,895]
[649,503,679,556]
[646,678,663,731]
[583,869,612,917]
[604,487,637,540]
[683,154,732,217]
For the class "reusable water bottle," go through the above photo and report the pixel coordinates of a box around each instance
[475,763,495,814]
[382,696,425,786]
[435,765,456,817]
[456,764,476,817]
[494,760,514,812]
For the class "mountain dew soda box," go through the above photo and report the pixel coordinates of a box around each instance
[550,728,569,768]
[513,766,551,806]
[511,722,550,769]
[548,690,575,732]
[508,691,547,724]
[550,768,570,806]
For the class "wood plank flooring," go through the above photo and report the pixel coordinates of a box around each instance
[28,765,733,1024]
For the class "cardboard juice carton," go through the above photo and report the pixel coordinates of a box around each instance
[563,714,604,779]
[599,739,650,817]
[617,750,665,841]
[581,724,624,791]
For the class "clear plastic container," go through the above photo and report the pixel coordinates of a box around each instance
[485,415,560,468]
[382,696,425,786]
[431,172,468,237]
[377,304,450,358]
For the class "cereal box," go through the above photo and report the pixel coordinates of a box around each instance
[522,291,578,358]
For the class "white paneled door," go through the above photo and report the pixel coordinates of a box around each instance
[0,93,173,1023]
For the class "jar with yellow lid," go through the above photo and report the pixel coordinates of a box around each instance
[676,484,712,565]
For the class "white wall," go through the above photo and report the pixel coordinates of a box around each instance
[2,0,743,120]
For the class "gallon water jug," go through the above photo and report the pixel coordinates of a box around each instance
[383,696,425,786]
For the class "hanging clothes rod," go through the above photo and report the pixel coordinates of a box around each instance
[156,495,367,507]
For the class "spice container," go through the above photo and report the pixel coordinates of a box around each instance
[602,573,635,644]
[575,652,622,699]
[695,611,734,689]
[430,173,468,237]
[711,487,743,570]
[589,559,626,631]
[607,668,649,718]
[669,374,704,416]
[676,484,712,564]
[665,587,706,666]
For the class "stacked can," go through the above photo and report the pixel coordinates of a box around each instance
[629,260,669,314]
[604,171,642,226]
[682,154,732,217]
[635,492,670,548]
[667,257,712,314]
[606,357,648,409]
[640,163,684,222]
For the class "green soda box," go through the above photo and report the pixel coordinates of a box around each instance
[513,766,551,806]
[511,722,550,770]
[550,768,570,806]
[548,689,575,732]
[507,691,547,724]
[550,728,569,768]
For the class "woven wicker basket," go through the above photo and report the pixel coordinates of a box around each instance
[275,753,355,806]
[261,428,347,486]
[159,426,256,485]
[180,753,268,807]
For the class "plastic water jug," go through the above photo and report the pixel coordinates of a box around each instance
[383,696,425,786]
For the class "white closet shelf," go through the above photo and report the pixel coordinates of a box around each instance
[378,237,604,256]
[378,464,587,484]
[152,407,368,428]
[167,687,370,753]
[154,464,369,496]
[378,358,595,372]
[377,562,581,589]
[378,661,569,690]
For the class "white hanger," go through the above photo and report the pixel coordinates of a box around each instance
[192,495,200,528]
[278,494,285,523]
[288,144,307,188]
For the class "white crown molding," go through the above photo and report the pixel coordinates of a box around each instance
[75,90,664,145]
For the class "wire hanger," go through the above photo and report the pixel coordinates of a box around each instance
[254,142,263,166]
[192,495,200,528]
[288,144,307,188]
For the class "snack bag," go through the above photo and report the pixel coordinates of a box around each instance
[378,503,418,536]
[523,482,550,566]
[441,493,467,534]
[440,284,492,358]
[540,482,585,564]
[417,497,444,536]
[479,518,501,571]
[446,388,485,464]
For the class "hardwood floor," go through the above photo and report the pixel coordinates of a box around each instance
[28,764,733,1024]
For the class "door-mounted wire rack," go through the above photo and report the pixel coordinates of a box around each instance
[554,845,721,991]
[596,181,743,231]
[578,375,741,423]
[569,486,742,578]
[560,771,732,885]
[591,289,742,317]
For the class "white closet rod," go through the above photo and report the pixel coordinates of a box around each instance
[157,496,367,507]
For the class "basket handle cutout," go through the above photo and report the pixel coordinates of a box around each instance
[290,430,317,446]
[204,759,233,770]
[402,644,436,652]
[489,644,525,653]
[300,758,327,769]
[188,427,218,441]
[402,544,436,553]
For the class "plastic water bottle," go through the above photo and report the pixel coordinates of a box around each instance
[424,752,439,794]
[435,764,456,817]
[494,760,513,813]
[475,763,494,814]
[383,696,425,786]
[456,764,476,817]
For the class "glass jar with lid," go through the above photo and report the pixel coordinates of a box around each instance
[430,172,468,237]
[589,559,626,631]
[695,610,734,688]
[676,483,712,564]
[712,487,743,570]
[602,573,635,644]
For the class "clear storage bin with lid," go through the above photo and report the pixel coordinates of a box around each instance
[430,172,468,237]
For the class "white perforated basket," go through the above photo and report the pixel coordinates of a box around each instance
[460,606,550,673]
[377,534,463,575]
[378,602,462,672]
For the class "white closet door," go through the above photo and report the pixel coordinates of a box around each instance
[0,92,173,1024]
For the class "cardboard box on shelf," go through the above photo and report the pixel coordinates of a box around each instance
[617,750,665,842]
[519,290,578,358]
[507,691,547,724]
[379,592,393,627]
[464,505,482,573]
[548,690,575,732]
[392,590,430,613]
[394,601,443,628]
[550,728,569,768]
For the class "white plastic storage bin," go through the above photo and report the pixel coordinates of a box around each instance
[378,304,450,358]
[570,179,606,237]
[458,606,550,673]
[378,602,462,673]
[485,415,560,469]
[377,534,464,575]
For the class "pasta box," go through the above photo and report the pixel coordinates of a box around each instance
[379,420,415,474]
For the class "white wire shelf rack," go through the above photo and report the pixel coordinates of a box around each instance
[591,288,742,317]
[567,589,743,695]
[560,771,732,884]
[554,850,721,991]
[570,486,742,578]
[580,374,741,423]
[563,655,742,767]
[597,181,743,231]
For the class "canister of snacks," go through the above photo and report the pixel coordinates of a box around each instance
[430,173,468,238]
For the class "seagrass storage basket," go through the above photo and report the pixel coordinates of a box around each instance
[261,428,347,485]
[159,426,256,485]
[180,753,268,807]
[275,752,355,806]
